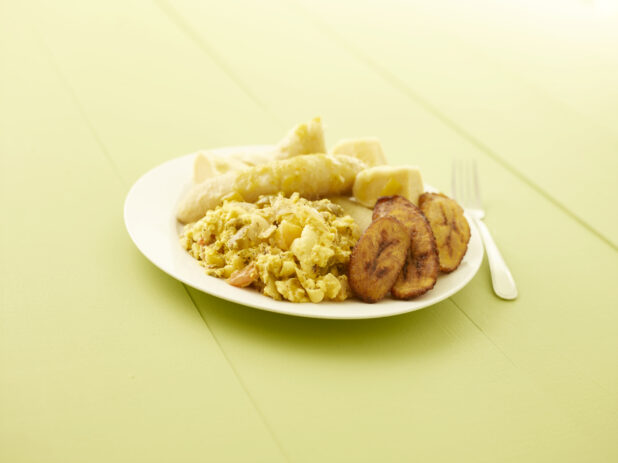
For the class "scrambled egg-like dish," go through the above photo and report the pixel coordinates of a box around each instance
[181,193,360,303]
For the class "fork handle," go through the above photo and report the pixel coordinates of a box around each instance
[472,217,518,300]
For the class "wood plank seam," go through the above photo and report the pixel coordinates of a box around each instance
[34,16,291,461]
[183,286,293,463]
[449,298,518,368]
[35,32,128,189]
[154,0,286,129]
[446,32,618,146]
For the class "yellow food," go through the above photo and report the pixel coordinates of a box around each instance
[235,154,365,203]
[328,196,373,232]
[330,137,387,167]
[224,116,326,166]
[180,193,360,303]
[176,118,471,304]
[176,172,237,224]
[176,172,238,223]
[193,152,249,183]
[274,116,326,160]
[353,165,423,208]
[177,153,366,224]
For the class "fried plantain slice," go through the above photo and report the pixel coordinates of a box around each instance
[373,195,440,299]
[419,192,470,273]
[348,216,410,303]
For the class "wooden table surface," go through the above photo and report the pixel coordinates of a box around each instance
[2,1,617,461]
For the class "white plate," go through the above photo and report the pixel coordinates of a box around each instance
[124,146,483,319]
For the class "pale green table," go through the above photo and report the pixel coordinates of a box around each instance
[2,1,617,462]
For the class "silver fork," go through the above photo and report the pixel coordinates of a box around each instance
[452,160,517,300]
